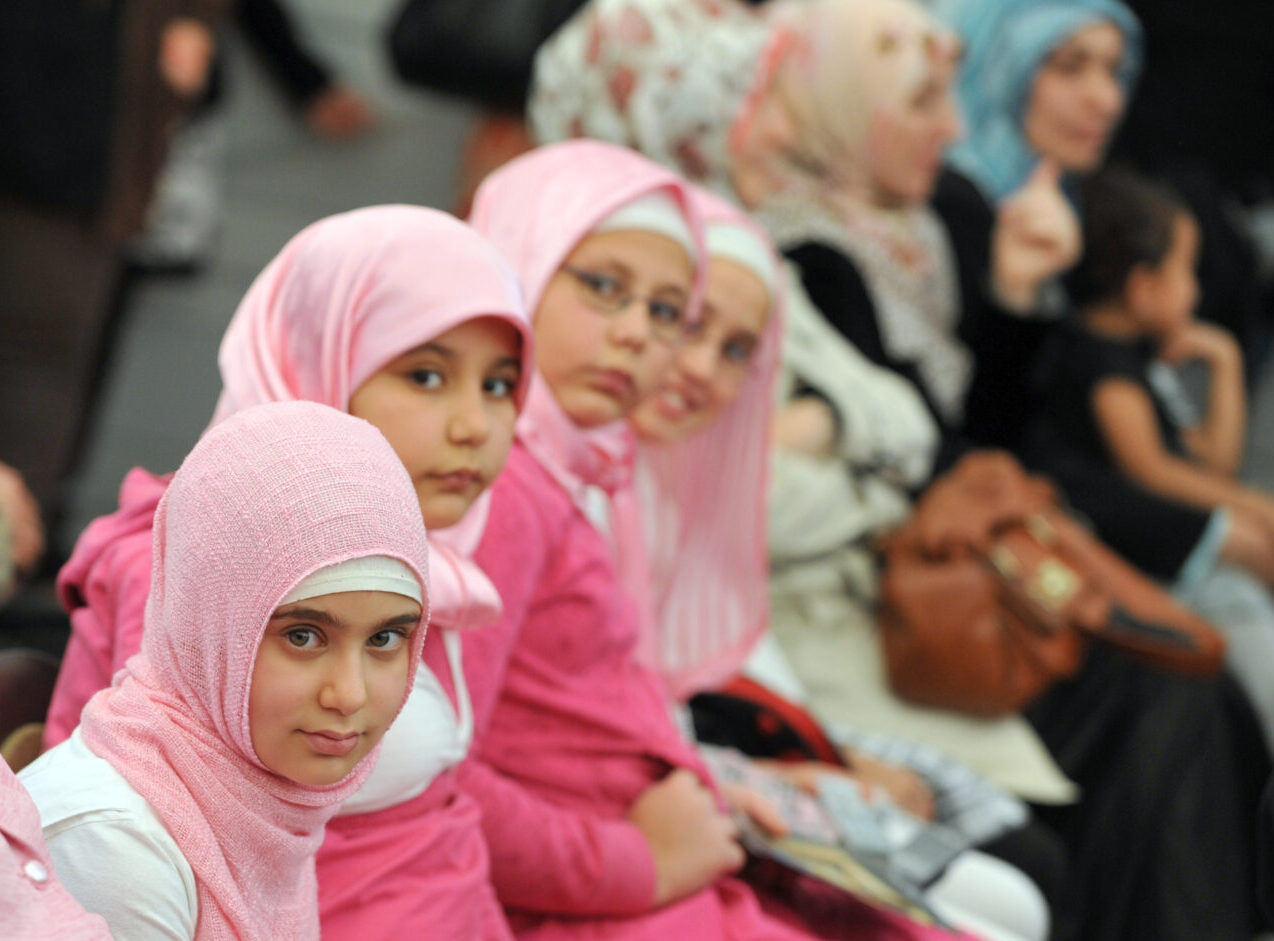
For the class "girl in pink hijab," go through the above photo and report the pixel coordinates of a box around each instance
[463,139,962,939]
[624,187,783,702]
[44,205,536,938]
[20,401,430,939]
[625,189,1053,941]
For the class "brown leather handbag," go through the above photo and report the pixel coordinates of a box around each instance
[877,452,1225,718]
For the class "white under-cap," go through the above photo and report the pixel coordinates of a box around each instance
[281,555,423,606]
[591,190,697,258]
[705,221,776,295]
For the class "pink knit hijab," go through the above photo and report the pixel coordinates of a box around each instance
[79,402,431,940]
[626,189,785,700]
[467,140,706,507]
[213,204,534,615]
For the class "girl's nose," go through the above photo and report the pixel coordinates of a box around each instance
[677,336,717,385]
[608,299,651,350]
[447,387,491,444]
[319,655,369,716]
[1087,70,1124,119]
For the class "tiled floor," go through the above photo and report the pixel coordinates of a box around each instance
[61,0,1274,548]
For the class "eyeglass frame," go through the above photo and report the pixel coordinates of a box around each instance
[559,264,690,346]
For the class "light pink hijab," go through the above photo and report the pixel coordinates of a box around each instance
[627,188,785,700]
[467,140,705,508]
[214,204,534,612]
[78,402,430,940]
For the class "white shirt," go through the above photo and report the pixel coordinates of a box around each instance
[338,632,471,816]
[18,729,198,940]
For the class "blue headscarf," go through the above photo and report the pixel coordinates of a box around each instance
[932,0,1142,202]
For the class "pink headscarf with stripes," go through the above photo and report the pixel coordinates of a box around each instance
[214,204,534,611]
[467,140,705,511]
[79,402,431,939]
[628,188,784,700]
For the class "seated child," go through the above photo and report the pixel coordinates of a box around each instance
[624,186,1052,941]
[44,205,535,938]
[20,401,430,938]
[1029,166,1274,746]
[464,138,964,938]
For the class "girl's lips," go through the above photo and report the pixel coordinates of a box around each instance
[653,387,694,422]
[429,469,482,492]
[589,369,636,401]
[303,731,359,757]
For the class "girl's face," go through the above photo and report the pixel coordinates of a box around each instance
[349,317,523,530]
[1023,21,1126,173]
[1132,213,1200,339]
[534,229,694,428]
[631,257,771,443]
[249,589,422,787]
[867,58,963,207]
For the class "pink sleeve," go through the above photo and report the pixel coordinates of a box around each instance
[105,539,152,674]
[43,534,152,749]
[455,757,657,916]
[461,454,657,916]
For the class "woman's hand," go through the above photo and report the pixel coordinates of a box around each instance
[0,463,44,576]
[773,397,838,457]
[159,18,216,99]
[841,749,936,821]
[992,159,1081,312]
[757,755,936,822]
[1159,322,1240,368]
[627,769,746,907]
[304,85,377,140]
[718,781,789,838]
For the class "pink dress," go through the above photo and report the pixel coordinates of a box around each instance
[466,445,953,939]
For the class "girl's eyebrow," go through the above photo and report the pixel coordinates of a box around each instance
[271,606,337,624]
[573,258,634,278]
[270,608,420,631]
[393,341,453,359]
[378,613,423,631]
[492,356,523,371]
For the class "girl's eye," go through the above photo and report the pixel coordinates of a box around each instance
[579,270,625,300]
[408,368,444,389]
[648,300,685,326]
[285,628,320,650]
[368,629,407,651]
[483,376,515,397]
[1049,55,1084,76]
[722,338,757,365]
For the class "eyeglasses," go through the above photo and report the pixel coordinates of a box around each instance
[561,265,687,346]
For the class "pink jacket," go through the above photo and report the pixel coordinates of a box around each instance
[462,445,811,938]
[44,205,536,939]
[45,467,169,750]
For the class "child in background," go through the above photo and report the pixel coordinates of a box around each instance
[20,402,429,938]
[1030,166,1274,746]
[45,206,536,938]
[625,187,1051,941]
[465,139,963,938]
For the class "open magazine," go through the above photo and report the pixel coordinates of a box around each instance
[701,745,961,930]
